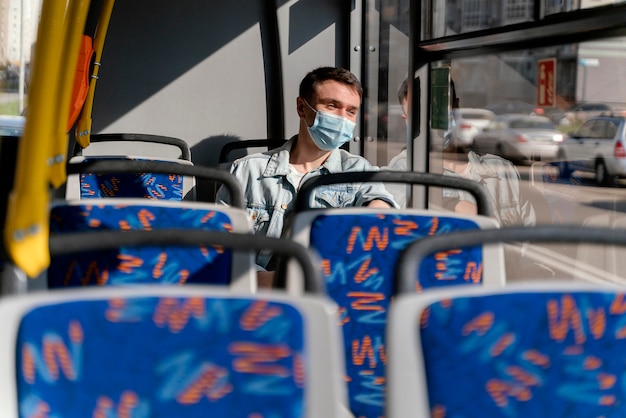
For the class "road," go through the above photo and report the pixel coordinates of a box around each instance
[0,92,20,105]
[508,163,626,284]
[517,163,626,224]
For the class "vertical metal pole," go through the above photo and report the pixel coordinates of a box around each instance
[18,0,25,114]
[582,65,587,102]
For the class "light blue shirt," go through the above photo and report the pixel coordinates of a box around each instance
[216,136,397,268]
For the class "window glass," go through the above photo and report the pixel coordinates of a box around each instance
[0,0,41,120]
[606,120,618,138]
[367,0,410,167]
[422,37,626,282]
[577,120,596,137]
[592,120,609,138]
[431,0,626,38]
[424,37,626,231]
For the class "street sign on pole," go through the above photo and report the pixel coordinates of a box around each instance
[537,58,556,107]
[579,58,599,67]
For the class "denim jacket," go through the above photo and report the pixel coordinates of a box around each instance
[443,151,536,227]
[216,136,397,268]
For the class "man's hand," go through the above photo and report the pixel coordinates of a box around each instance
[454,199,477,215]
[366,199,392,209]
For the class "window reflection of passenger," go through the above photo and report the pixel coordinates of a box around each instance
[385,77,536,227]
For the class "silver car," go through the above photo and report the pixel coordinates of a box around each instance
[450,107,495,150]
[556,115,626,186]
[563,102,626,125]
[471,114,564,162]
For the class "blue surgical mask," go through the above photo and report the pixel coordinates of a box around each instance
[304,100,356,151]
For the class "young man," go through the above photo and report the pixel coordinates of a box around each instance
[217,67,396,285]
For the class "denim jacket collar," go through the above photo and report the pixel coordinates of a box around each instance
[262,135,343,177]
[466,150,500,181]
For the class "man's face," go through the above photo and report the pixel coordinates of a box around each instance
[401,96,409,125]
[302,80,361,125]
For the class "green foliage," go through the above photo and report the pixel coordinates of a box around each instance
[0,100,20,116]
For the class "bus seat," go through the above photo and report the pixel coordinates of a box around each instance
[44,199,254,291]
[285,207,501,418]
[387,280,626,418]
[73,132,192,161]
[0,282,347,417]
[294,171,493,216]
[65,157,245,207]
[197,138,286,203]
[218,138,285,164]
[66,156,195,201]
[389,224,626,418]
[282,171,498,418]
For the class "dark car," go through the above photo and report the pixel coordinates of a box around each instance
[486,101,544,116]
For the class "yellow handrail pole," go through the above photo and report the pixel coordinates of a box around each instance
[76,0,116,148]
[4,0,89,277]
[49,0,91,187]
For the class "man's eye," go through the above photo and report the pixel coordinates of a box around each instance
[326,103,337,109]
[348,109,358,115]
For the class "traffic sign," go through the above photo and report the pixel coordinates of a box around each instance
[537,58,556,107]
[579,58,599,67]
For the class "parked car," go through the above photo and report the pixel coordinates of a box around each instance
[485,101,544,116]
[471,114,564,162]
[0,115,25,136]
[450,107,495,150]
[556,115,626,185]
[563,102,626,125]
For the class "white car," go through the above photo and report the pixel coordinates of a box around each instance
[450,108,495,150]
[471,114,564,162]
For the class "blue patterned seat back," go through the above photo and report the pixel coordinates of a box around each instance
[78,157,184,200]
[420,290,626,417]
[308,212,484,418]
[17,295,306,417]
[48,203,234,287]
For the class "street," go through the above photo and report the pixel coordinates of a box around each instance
[508,163,626,284]
[0,92,20,105]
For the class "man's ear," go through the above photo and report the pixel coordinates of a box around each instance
[296,97,306,118]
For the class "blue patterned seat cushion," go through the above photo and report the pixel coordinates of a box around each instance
[48,204,234,287]
[17,296,305,417]
[79,157,184,200]
[308,213,483,418]
[421,291,626,417]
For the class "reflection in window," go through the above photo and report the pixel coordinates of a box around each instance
[506,0,533,22]
[427,35,626,230]
[435,0,626,37]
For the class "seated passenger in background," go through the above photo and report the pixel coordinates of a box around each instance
[384,77,535,227]
[217,66,397,287]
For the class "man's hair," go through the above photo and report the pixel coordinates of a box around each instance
[398,76,458,108]
[299,67,363,102]
[397,77,410,104]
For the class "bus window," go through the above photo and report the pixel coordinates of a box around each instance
[432,0,626,38]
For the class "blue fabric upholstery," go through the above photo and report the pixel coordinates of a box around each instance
[420,290,626,417]
[48,203,234,287]
[308,212,483,418]
[79,157,184,200]
[17,296,305,417]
